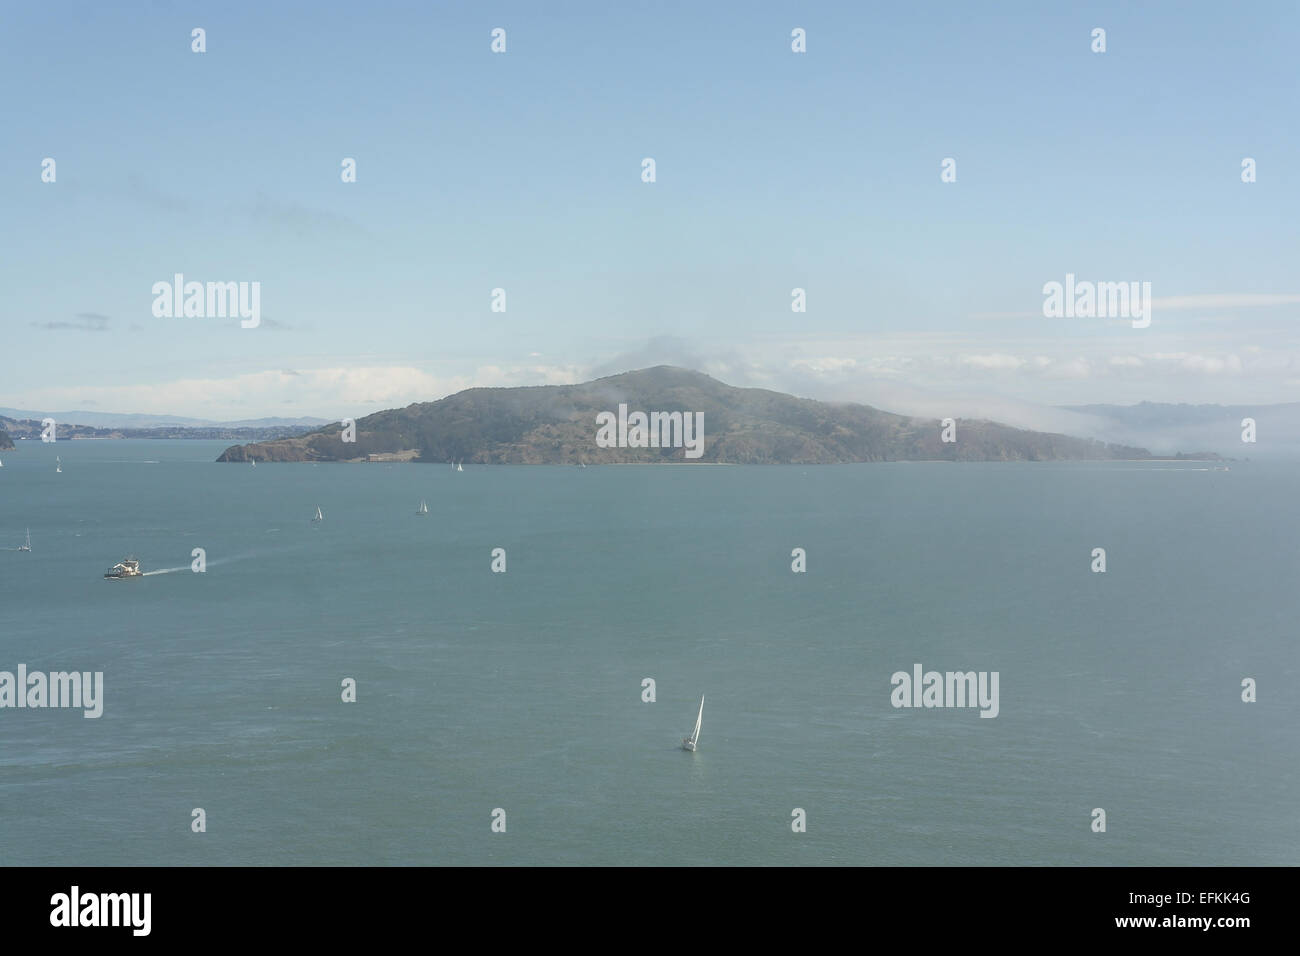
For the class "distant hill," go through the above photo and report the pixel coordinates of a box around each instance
[1062,401,1291,457]
[217,366,1161,464]
[0,415,318,443]
[0,429,11,450]
[0,407,330,430]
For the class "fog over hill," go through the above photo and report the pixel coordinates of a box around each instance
[1059,402,1295,458]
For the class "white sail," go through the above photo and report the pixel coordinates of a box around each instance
[417,499,428,514]
[681,694,704,750]
[19,528,31,551]
[457,462,463,472]
[313,506,323,521]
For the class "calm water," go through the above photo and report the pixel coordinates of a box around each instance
[0,440,1295,865]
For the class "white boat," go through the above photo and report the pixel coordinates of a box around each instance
[416,499,428,515]
[18,528,31,552]
[312,506,323,522]
[104,557,142,578]
[0,457,4,467]
[682,694,704,752]
[251,458,256,468]
[56,455,62,474]
[457,461,463,472]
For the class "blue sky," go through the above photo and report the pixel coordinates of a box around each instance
[2,1,1297,422]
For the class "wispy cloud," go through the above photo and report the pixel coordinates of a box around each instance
[1153,294,1300,310]
[971,292,1300,321]
[4,363,583,420]
[33,312,110,331]
[245,192,366,238]
[121,176,193,215]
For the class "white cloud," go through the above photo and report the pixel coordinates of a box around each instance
[962,353,1025,370]
[1151,353,1244,374]
[8,364,584,419]
[1047,357,1092,379]
[1152,294,1300,310]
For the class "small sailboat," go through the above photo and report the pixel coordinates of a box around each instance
[251,458,257,468]
[18,528,31,552]
[416,499,428,515]
[312,506,323,522]
[456,461,464,472]
[682,694,704,752]
[55,455,62,474]
[0,457,4,467]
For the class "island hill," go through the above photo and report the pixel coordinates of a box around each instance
[0,429,12,450]
[213,366,1190,465]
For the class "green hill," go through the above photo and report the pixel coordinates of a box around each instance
[217,366,1154,464]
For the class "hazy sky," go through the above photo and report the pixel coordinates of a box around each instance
[3,1,1298,421]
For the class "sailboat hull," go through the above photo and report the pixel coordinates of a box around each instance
[681,739,697,752]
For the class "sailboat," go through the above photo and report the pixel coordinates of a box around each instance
[0,457,4,467]
[682,694,704,752]
[18,528,31,552]
[55,455,62,474]
[312,506,323,522]
[251,458,256,468]
[456,461,463,472]
[416,499,428,515]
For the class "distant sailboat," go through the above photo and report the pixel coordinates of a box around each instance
[0,457,4,467]
[682,694,704,752]
[18,528,31,552]
[251,458,257,468]
[312,506,323,522]
[55,455,62,474]
[416,499,428,515]
[456,461,463,472]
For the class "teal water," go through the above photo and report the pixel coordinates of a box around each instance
[0,441,1295,865]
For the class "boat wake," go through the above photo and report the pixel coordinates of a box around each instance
[139,543,307,576]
